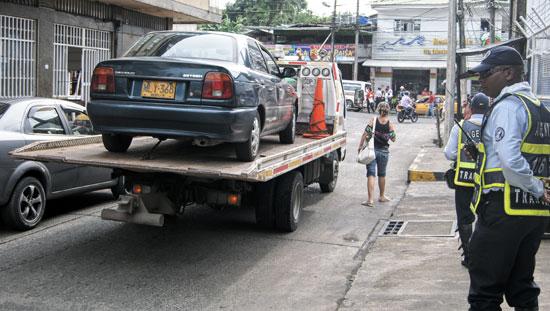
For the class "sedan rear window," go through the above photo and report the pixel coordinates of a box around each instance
[0,103,8,119]
[125,33,236,62]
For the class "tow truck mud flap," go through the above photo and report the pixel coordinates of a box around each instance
[101,195,165,227]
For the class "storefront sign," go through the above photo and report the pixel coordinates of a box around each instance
[266,44,356,62]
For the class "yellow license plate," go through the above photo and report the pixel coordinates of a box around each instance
[141,80,176,99]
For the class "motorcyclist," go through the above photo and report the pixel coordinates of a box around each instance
[400,91,414,117]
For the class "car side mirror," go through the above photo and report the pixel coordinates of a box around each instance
[282,67,296,78]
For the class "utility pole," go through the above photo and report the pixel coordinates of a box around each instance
[353,0,360,80]
[445,0,457,139]
[489,0,496,43]
[509,0,516,38]
[330,0,337,63]
[457,0,467,120]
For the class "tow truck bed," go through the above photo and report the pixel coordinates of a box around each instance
[11,133,346,182]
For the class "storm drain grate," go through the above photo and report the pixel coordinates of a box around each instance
[381,220,405,235]
[379,220,456,237]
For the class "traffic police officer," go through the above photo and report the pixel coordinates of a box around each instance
[467,46,550,310]
[444,93,489,268]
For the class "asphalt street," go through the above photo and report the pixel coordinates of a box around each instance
[0,112,438,311]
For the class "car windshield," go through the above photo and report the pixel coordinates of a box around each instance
[343,83,361,91]
[0,103,8,120]
[125,33,236,62]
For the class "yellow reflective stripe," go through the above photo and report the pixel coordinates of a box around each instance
[483,183,505,189]
[521,143,550,154]
[504,182,550,216]
[458,162,476,169]
[455,181,475,187]
[484,168,503,173]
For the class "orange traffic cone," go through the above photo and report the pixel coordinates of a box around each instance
[303,78,330,139]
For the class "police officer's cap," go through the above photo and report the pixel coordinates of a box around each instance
[470,93,489,112]
[467,46,524,74]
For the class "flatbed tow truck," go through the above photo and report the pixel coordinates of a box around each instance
[10,61,347,232]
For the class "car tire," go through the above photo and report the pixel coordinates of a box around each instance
[345,99,353,110]
[279,109,296,144]
[102,134,133,153]
[319,155,339,193]
[235,112,261,162]
[1,177,46,231]
[274,171,304,232]
[397,112,405,123]
[411,112,419,123]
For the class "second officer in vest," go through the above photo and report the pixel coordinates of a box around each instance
[466,46,550,310]
[444,93,488,268]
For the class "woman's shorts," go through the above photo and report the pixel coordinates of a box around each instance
[366,149,390,177]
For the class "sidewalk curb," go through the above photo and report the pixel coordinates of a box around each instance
[407,147,446,182]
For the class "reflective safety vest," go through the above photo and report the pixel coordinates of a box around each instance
[454,120,482,187]
[470,93,550,216]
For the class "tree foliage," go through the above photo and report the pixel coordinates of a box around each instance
[200,0,327,32]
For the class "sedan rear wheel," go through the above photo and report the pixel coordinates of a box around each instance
[102,134,133,153]
[235,112,261,162]
[1,177,46,231]
[279,109,296,144]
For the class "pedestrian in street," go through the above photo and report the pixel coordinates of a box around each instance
[427,91,436,118]
[358,102,396,207]
[466,46,550,310]
[375,87,383,107]
[443,93,489,268]
[366,87,375,113]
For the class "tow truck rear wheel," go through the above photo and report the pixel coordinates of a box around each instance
[102,134,133,153]
[254,180,276,229]
[274,171,304,232]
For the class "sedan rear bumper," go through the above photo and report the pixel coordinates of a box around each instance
[88,100,257,142]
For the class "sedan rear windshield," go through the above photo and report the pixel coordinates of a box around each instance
[125,33,236,62]
[0,103,8,119]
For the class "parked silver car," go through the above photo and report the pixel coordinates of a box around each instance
[0,98,123,231]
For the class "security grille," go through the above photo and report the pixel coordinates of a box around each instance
[534,53,550,98]
[53,24,111,105]
[0,15,36,99]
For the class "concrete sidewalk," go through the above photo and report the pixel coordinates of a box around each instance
[341,147,550,310]
[407,145,450,182]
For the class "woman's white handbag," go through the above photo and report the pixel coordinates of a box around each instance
[357,117,377,165]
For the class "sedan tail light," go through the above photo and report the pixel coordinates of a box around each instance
[202,72,233,100]
[91,67,115,93]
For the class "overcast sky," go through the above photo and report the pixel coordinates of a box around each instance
[216,0,374,17]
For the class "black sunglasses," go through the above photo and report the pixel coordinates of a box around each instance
[479,67,509,79]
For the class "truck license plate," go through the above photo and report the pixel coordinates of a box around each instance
[141,80,176,99]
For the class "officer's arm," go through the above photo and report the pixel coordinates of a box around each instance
[493,102,545,198]
[444,125,459,161]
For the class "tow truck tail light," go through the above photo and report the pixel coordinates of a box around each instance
[202,72,233,100]
[91,67,115,93]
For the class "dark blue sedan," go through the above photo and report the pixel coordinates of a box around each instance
[88,31,298,161]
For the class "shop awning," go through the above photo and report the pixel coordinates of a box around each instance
[362,59,482,69]
[362,59,447,69]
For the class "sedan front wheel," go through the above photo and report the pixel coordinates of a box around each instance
[1,177,46,231]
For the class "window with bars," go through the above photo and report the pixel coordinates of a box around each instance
[53,24,111,104]
[394,19,421,32]
[0,15,36,99]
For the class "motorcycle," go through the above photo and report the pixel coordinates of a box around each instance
[396,104,418,123]
[346,89,366,112]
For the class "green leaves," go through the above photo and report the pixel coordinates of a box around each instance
[199,0,326,32]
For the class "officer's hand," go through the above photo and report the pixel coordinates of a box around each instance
[542,189,550,204]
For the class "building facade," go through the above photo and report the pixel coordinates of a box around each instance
[247,25,373,81]
[365,0,508,96]
[0,0,221,102]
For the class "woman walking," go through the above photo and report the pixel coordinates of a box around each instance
[357,102,396,207]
